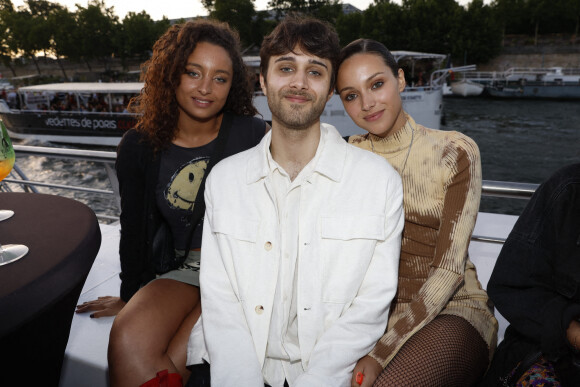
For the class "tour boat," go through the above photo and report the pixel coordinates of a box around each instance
[0,82,141,147]
[460,67,580,99]
[0,51,472,146]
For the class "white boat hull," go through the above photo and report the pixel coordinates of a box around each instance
[3,85,444,147]
[254,85,444,137]
[451,80,485,97]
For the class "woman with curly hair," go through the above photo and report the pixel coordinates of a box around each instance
[75,19,267,386]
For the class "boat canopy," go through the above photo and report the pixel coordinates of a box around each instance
[391,51,447,62]
[17,82,144,94]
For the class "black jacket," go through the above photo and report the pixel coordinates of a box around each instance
[481,163,580,385]
[115,113,266,302]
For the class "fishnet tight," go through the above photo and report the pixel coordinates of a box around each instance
[374,315,489,387]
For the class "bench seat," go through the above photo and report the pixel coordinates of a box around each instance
[59,212,517,387]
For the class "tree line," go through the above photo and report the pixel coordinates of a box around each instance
[0,0,171,78]
[1,0,578,78]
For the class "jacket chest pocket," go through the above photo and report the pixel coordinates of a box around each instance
[213,210,258,242]
[212,211,260,295]
[320,215,385,303]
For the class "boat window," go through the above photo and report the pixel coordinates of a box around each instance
[22,92,47,111]
[29,92,138,113]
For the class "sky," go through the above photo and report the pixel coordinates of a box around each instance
[11,0,484,21]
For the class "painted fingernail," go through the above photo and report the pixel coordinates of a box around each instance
[90,314,95,318]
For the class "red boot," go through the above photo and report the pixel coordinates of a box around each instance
[140,369,183,387]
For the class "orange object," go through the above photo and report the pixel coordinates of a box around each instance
[356,371,364,385]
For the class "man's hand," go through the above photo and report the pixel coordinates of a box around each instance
[351,355,383,387]
[75,296,126,318]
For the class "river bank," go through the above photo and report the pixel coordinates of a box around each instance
[1,35,579,85]
[0,57,144,85]
[477,34,580,70]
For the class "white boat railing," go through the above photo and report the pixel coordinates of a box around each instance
[430,64,477,86]
[460,67,580,84]
[3,145,120,221]
[481,180,537,199]
[1,145,538,236]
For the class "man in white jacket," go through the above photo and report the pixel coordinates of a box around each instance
[197,16,404,387]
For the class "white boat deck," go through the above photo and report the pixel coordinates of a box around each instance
[59,212,517,387]
[59,222,121,387]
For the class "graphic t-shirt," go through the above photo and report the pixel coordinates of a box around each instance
[156,139,216,250]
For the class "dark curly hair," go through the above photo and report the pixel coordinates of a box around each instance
[129,19,258,152]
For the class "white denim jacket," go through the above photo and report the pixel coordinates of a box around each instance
[188,124,404,387]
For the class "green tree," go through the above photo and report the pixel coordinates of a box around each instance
[203,0,276,50]
[23,0,76,77]
[209,0,257,48]
[119,12,169,62]
[358,1,406,49]
[3,4,43,74]
[527,0,553,44]
[530,0,575,35]
[491,0,578,38]
[250,10,277,49]
[74,0,119,72]
[455,0,502,64]
[491,0,533,35]
[400,0,462,54]
[0,0,15,75]
[40,3,76,78]
[267,0,342,23]
[567,0,580,37]
[336,10,363,46]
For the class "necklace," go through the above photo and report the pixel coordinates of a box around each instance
[370,121,415,174]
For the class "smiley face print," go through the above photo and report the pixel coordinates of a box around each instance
[164,157,209,211]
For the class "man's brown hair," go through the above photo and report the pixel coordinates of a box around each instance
[259,15,340,92]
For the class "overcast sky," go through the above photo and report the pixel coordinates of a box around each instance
[11,0,485,21]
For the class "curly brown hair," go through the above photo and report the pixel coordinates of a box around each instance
[129,19,258,152]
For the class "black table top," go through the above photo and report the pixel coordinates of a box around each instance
[0,192,101,336]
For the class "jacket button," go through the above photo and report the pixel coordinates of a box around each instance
[255,305,264,314]
[264,241,272,251]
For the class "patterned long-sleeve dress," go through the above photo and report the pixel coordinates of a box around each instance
[349,114,498,367]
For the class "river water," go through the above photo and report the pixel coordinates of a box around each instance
[8,97,580,218]
[443,97,580,214]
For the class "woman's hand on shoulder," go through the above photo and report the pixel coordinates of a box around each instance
[351,355,383,387]
[75,296,126,318]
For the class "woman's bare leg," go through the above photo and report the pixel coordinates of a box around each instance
[167,294,201,378]
[108,279,200,386]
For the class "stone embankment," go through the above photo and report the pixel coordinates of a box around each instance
[0,58,144,86]
[1,34,579,84]
[478,34,580,70]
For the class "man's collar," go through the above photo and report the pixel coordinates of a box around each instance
[246,123,346,184]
